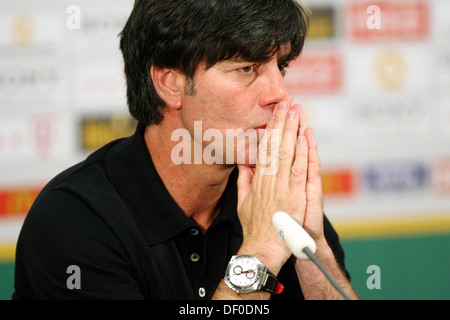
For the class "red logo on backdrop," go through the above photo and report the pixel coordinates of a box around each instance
[346,0,429,40]
[431,160,450,195]
[285,50,342,94]
[0,186,42,217]
[27,116,58,159]
[321,169,355,196]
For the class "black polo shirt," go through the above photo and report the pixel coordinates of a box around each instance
[13,123,349,300]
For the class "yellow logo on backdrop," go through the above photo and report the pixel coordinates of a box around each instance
[80,115,137,151]
[308,8,335,39]
[373,50,408,91]
[9,15,35,46]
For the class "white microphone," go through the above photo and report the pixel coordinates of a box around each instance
[272,211,316,260]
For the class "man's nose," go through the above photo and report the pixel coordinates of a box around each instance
[258,64,291,107]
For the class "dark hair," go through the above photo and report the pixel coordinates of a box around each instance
[120,0,310,126]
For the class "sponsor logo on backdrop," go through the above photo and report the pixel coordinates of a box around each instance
[364,162,427,192]
[346,46,429,93]
[321,169,356,196]
[431,159,450,195]
[373,50,408,91]
[284,50,342,94]
[73,62,126,108]
[346,0,429,41]
[28,116,60,158]
[65,6,131,48]
[63,3,134,61]
[350,95,429,129]
[0,11,64,55]
[0,116,60,159]
[0,64,64,105]
[80,115,137,151]
[78,11,128,34]
[0,186,42,217]
[307,7,336,40]
[9,15,35,46]
[0,65,60,93]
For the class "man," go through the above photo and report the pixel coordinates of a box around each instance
[13,0,358,300]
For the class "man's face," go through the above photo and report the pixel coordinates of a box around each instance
[179,43,293,166]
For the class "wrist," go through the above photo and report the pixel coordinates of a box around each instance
[237,241,290,276]
[293,242,358,300]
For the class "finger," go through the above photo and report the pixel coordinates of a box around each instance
[290,104,307,136]
[289,133,309,193]
[303,127,324,237]
[276,107,300,183]
[257,101,290,177]
[305,127,321,187]
[298,104,308,136]
[253,103,278,179]
[271,101,290,131]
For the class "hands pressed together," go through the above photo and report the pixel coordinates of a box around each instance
[236,99,325,273]
[213,99,359,300]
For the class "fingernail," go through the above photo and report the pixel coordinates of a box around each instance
[279,102,287,110]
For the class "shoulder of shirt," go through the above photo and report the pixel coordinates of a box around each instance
[43,138,123,191]
[27,137,142,236]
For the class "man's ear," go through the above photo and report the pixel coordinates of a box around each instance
[150,66,184,110]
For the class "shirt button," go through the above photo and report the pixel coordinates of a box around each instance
[190,253,200,262]
[198,287,206,298]
[189,228,199,236]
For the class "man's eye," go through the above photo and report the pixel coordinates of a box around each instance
[278,63,288,72]
[240,65,254,73]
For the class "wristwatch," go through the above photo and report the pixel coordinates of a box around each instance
[224,255,284,294]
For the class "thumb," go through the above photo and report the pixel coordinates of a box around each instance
[237,165,253,207]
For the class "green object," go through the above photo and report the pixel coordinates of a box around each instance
[342,234,450,300]
[0,262,14,300]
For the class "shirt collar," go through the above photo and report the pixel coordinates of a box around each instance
[104,122,241,246]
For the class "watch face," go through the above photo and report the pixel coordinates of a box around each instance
[228,256,259,288]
